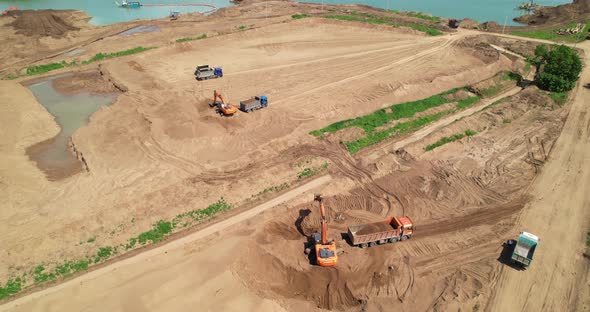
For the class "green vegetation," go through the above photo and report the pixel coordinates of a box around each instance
[0,278,24,300]
[424,130,477,151]
[503,71,522,82]
[175,34,207,42]
[136,220,173,245]
[324,12,442,36]
[511,21,590,43]
[310,87,481,154]
[549,91,568,106]
[479,85,503,98]
[503,118,512,124]
[407,12,441,22]
[311,88,465,136]
[253,183,290,198]
[86,236,96,243]
[10,46,155,79]
[530,44,582,92]
[406,23,442,36]
[170,198,232,229]
[26,60,76,76]
[298,163,329,179]
[82,46,155,65]
[291,14,310,19]
[346,110,452,153]
[456,95,481,109]
[0,198,233,300]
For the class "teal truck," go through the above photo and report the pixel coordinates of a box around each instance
[510,231,540,268]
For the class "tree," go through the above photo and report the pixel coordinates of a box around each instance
[532,44,582,92]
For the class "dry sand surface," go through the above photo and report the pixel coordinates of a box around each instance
[0,2,588,311]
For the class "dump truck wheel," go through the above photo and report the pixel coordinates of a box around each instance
[360,243,368,248]
[401,235,408,241]
[378,239,386,245]
[369,242,376,247]
[304,248,311,255]
[389,237,398,243]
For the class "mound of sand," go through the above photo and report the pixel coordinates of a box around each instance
[8,10,79,37]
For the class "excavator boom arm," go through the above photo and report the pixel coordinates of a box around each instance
[315,195,329,245]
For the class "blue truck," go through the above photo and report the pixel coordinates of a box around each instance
[509,231,539,268]
[195,65,223,81]
[239,96,268,112]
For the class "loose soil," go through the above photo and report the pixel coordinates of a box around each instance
[0,1,587,312]
[7,10,80,37]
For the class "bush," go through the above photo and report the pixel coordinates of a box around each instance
[533,44,582,92]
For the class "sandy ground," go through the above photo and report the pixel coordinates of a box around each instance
[487,41,590,312]
[0,2,588,311]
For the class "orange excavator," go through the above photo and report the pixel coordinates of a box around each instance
[211,90,237,116]
[313,194,338,267]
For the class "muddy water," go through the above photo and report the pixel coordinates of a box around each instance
[26,75,117,180]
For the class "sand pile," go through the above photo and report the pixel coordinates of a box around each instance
[8,10,79,37]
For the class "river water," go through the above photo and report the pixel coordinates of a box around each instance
[0,0,232,25]
[303,0,571,25]
[0,0,571,26]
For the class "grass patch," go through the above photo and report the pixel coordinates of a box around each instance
[25,60,76,76]
[311,87,481,153]
[549,91,568,106]
[137,221,173,245]
[407,12,441,22]
[346,110,452,154]
[406,23,442,36]
[175,34,207,42]
[511,21,590,43]
[253,183,290,198]
[424,129,477,151]
[457,95,481,109]
[82,46,154,65]
[0,277,24,300]
[171,198,232,228]
[86,236,96,243]
[311,88,463,137]
[291,14,310,19]
[1,198,234,298]
[324,12,442,36]
[503,118,512,124]
[298,163,329,179]
[479,85,503,98]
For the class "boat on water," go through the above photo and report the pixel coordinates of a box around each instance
[115,0,142,8]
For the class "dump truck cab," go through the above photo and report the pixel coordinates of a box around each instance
[510,231,539,268]
[390,216,415,237]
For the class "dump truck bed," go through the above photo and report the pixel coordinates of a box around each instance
[348,222,399,245]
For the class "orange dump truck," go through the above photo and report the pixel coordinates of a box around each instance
[347,216,414,248]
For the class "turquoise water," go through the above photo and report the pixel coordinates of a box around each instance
[28,75,117,169]
[0,0,232,25]
[0,0,572,26]
[303,0,571,25]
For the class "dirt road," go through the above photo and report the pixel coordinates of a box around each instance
[0,175,331,311]
[487,41,590,311]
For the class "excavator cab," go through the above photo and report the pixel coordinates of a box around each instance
[313,194,338,267]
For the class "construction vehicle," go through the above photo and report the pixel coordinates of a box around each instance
[169,11,180,20]
[211,90,237,116]
[195,65,223,81]
[347,216,414,248]
[239,96,268,112]
[509,231,539,268]
[312,194,338,267]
